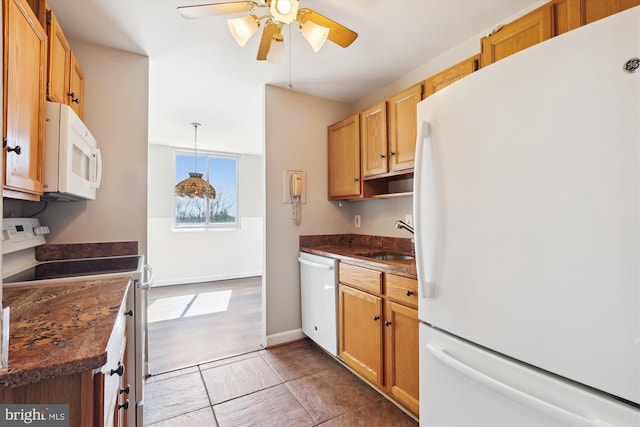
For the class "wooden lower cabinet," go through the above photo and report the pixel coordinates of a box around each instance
[4,371,96,427]
[338,284,383,385]
[338,262,419,418]
[384,301,420,416]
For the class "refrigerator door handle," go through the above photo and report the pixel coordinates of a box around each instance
[414,120,435,298]
[425,344,618,427]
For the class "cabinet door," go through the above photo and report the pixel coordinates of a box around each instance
[338,284,383,385]
[551,0,583,35]
[480,4,553,67]
[46,7,71,104]
[582,0,640,24]
[69,52,85,119]
[384,301,419,416]
[328,114,361,199]
[360,101,388,177]
[388,84,422,172]
[424,55,479,97]
[3,0,47,200]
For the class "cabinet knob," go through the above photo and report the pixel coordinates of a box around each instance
[373,315,380,321]
[389,151,396,156]
[110,364,125,377]
[384,320,392,327]
[406,290,414,296]
[3,139,21,155]
[72,98,80,104]
[353,177,359,182]
[125,309,134,317]
[120,384,131,395]
[118,399,130,410]
[379,153,385,159]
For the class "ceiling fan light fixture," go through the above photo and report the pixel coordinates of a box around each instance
[267,33,285,64]
[228,14,260,46]
[300,20,330,52]
[270,0,299,24]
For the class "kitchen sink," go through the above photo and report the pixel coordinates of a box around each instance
[357,252,415,261]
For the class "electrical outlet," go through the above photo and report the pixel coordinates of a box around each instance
[355,215,361,228]
[405,214,413,226]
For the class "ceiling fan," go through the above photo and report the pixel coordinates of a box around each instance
[177,0,358,63]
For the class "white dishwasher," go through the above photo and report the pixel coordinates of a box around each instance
[298,252,338,356]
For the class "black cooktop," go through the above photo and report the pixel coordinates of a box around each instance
[3,256,141,283]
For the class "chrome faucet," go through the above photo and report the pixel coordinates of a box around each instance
[395,220,414,234]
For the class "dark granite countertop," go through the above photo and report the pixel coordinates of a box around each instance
[0,277,130,388]
[300,234,417,279]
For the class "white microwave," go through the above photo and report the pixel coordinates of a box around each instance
[43,102,102,200]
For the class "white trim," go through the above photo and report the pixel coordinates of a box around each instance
[150,271,262,287]
[265,329,306,348]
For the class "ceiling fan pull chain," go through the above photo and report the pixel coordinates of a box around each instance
[287,23,293,89]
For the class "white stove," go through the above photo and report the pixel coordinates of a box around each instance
[1,217,152,427]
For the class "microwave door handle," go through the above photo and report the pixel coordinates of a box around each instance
[91,148,102,188]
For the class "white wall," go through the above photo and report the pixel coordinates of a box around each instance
[264,85,353,345]
[36,41,149,256]
[147,145,263,285]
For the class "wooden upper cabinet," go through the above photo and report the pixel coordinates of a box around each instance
[387,83,421,173]
[582,0,640,23]
[424,55,479,98]
[480,3,553,67]
[553,0,640,34]
[46,7,71,104]
[46,5,85,119]
[3,0,47,200]
[69,52,85,118]
[328,114,362,200]
[360,101,388,177]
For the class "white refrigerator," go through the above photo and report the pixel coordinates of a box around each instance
[414,6,640,426]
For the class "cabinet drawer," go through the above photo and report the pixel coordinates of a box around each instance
[386,274,418,307]
[339,263,382,295]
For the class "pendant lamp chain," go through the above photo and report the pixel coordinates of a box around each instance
[192,122,200,172]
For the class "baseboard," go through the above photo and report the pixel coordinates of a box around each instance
[265,329,306,348]
[151,271,262,287]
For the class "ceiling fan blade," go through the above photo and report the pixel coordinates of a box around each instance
[297,8,358,48]
[256,21,280,61]
[177,1,260,19]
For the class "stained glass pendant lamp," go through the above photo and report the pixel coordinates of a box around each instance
[175,123,216,199]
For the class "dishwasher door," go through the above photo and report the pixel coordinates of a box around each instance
[298,252,338,356]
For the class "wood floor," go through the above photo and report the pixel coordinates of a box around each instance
[147,276,262,375]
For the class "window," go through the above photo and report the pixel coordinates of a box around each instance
[174,150,239,228]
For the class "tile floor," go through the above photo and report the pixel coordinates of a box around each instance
[144,339,418,426]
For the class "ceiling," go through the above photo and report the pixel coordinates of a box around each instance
[46,0,538,154]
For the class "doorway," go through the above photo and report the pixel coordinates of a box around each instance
[146,276,262,374]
